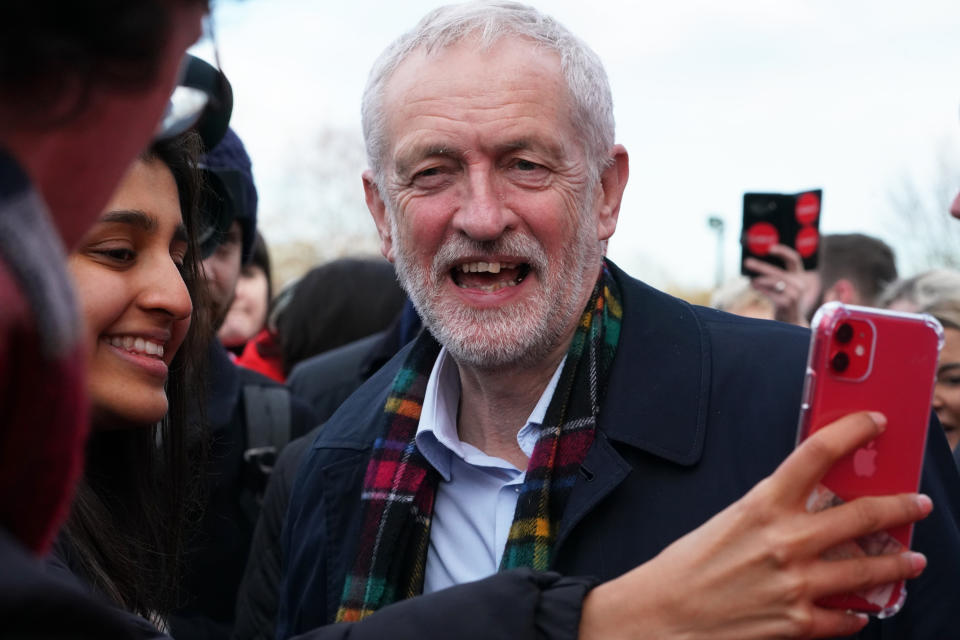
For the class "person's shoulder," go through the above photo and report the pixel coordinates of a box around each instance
[614,263,806,341]
[307,340,414,452]
[288,332,385,387]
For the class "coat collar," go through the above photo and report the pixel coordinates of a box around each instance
[599,262,710,466]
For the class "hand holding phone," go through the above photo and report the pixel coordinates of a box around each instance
[741,189,822,276]
[797,302,943,617]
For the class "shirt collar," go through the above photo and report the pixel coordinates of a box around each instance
[415,347,565,480]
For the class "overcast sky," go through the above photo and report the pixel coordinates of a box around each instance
[204,0,960,290]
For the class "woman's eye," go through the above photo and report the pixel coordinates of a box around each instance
[937,374,960,386]
[95,247,136,263]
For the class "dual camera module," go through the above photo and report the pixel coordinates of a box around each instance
[830,322,854,373]
[829,319,872,379]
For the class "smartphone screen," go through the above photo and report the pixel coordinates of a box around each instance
[741,188,822,276]
[797,302,943,617]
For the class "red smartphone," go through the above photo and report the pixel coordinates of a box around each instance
[797,302,943,618]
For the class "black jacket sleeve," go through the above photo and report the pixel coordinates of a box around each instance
[290,569,596,640]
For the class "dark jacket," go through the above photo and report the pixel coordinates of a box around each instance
[169,341,317,640]
[2,530,167,640]
[287,302,423,423]
[287,333,387,424]
[236,306,422,639]
[278,263,960,639]
[233,425,319,640]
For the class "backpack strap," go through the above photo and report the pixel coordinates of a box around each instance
[242,384,292,501]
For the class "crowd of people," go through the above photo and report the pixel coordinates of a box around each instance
[2,2,960,640]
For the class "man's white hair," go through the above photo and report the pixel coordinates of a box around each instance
[361,0,615,192]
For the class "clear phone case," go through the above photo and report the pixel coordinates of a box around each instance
[797,302,943,618]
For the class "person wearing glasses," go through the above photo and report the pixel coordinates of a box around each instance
[0,2,207,637]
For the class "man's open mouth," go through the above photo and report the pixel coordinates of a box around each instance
[450,261,531,293]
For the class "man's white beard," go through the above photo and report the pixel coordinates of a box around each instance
[390,203,601,371]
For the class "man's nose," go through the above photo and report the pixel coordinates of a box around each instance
[452,167,516,242]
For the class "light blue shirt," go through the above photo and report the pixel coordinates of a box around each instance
[416,347,564,594]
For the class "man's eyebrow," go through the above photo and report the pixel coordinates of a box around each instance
[497,138,565,160]
[100,209,157,232]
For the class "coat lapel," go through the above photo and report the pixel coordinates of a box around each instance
[556,263,712,550]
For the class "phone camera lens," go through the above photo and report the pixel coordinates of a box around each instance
[835,323,854,344]
[831,351,850,373]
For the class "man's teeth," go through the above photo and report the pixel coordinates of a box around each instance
[107,336,165,358]
[459,261,513,274]
[467,281,517,292]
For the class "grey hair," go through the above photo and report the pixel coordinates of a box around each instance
[361,0,615,192]
[878,268,960,312]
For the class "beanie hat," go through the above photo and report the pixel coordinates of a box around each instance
[199,127,259,262]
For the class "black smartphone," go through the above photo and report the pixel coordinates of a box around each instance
[740,188,822,276]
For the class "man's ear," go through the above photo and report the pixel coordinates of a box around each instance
[823,278,859,305]
[363,170,395,262]
[596,145,629,242]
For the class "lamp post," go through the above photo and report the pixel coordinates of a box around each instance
[707,215,725,289]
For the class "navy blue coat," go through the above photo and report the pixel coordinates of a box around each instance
[279,263,960,639]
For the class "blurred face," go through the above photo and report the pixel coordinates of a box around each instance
[217,263,268,347]
[36,5,206,250]
[366,37,623,370]
[201,221,243,330]
[933,327,960,450]
[69,158,192,429]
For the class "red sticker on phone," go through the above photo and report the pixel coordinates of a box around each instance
[795,192,821,225]
[796,226,820,258]
[746,221,779,256]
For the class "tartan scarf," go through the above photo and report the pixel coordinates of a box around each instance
[336,262,622,622]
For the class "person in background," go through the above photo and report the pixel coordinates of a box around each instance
[710,276,775,320]
[220,231,272,355]
[275,256,407,377]
[922,299,960,451]
[878,268,960,312]
[221,232,284,381]
[50,133,208,633]
[745,233,898,326]
[169,127,316,640]
[0,1,206,637]
[277,3,960,639]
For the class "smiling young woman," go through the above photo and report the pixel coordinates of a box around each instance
[53,132,210,628]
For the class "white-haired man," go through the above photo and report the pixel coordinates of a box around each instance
[279,3,960,639]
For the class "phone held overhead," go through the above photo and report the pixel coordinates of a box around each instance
[741,188,822,276]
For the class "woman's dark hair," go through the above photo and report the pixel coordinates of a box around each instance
[61,132,210,623]
[0,0,209,126]
[277,257,407,375]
